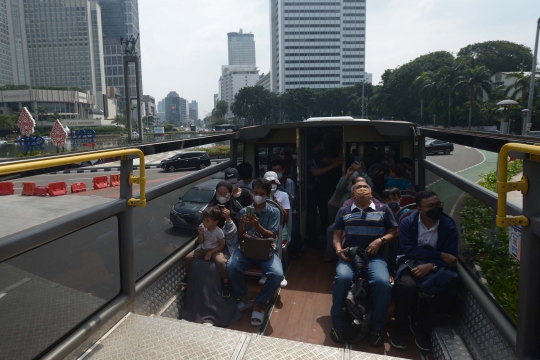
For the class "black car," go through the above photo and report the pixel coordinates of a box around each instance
[169,178,220,231]
[161,151,211,172]
[425,139,454,155]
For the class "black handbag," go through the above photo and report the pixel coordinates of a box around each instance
[241,230,276,261]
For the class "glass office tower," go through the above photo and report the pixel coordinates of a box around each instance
[0,0,13,86]
[227,31,256,66]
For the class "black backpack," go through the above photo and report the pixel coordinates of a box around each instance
[343,275,373,343]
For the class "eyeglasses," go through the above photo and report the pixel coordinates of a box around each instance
[423,202,443,210]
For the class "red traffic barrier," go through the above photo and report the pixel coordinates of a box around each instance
[0,181,14,195]
[22,182,36,196]
[71,182,87,193]
[48,182,67,197]
[93,175,109,190]
[35,186,49,196]
[110,174,120,187]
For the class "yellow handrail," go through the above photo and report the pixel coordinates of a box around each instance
[0,149,147,207]
[496,143,540,227]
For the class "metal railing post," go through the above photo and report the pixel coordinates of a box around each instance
[417,135,426,191]
[516,158,540,359]
[118,157,136,298]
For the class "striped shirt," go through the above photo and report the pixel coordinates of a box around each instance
[333,201,397,253]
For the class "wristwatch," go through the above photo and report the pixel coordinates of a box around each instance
[431,263,437,270]
[380,237,387,246]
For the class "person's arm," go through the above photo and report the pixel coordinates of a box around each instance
[286,179,295,200]
[399,214,444,262]
[205,238,225,261]
[310,157,343,177]
[335,176,349,197]
[238,209,247,241]
[438,218,459,267]
[197,225,204,244]
[247,211,277,238]
[366,226,398,255]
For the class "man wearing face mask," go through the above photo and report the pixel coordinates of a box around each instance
[391,191,458,352]
[331,181,398,346]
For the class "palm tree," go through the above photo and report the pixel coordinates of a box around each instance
[438,65,463,127]
[455,65,493,130]
[419,70,444,125]
[505,72,531,108]
[411,73,430,124]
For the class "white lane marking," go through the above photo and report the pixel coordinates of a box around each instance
[426,148,486,188]
[0,293,6,299]
[465,146,471,149]
[0,278,31,293]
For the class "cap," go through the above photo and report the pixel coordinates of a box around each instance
[224,168,239,182]
[263,171,281,184]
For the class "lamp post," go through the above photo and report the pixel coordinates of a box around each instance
[497,99,519,134]
[524,18,540,136]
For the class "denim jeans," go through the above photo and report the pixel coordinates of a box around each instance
[331,258,392,331]
[226,250,284,309]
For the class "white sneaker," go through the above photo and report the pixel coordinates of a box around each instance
[280,279,288,288]
[258,276,267,285]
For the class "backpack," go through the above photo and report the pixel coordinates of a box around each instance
[343,275,373,343]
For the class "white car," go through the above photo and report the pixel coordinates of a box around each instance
[132,131,139,138]
[0,140,7,145]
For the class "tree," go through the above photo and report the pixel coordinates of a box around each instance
[113,114,126,126]
[142,115,156,127]
[438,65,463,127]
[505,72,533,108]
[419,69,445,125]
[231,86,276,126]
[457,41,533,74]
[455,66,493,129]
[411,73,430,124]
[214,100,228,118]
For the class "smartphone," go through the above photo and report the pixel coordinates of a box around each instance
[405,260,416,270]
[354,156,361,164]
[246,205,255,215]
[217,204,225,209]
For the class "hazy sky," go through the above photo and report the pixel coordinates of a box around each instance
[139,0,539,118]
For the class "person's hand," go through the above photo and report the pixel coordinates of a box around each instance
[204,253,212,261]
[346,163,356,177]
[222,208,231,222]
[411,264,434,278]
[198,225,205,235]
[441,252,457,267]
[273,196,281,208]
[247,214,260,228]
[336,248,351,262]
[366,238,383,256]
[241,214,249,225]
[333,157,344,168]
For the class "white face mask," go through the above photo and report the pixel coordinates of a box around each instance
[253,195,266,205]
[216,196,228,204]
[271,184,278,192]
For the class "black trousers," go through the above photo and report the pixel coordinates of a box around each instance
[394,271,458,335]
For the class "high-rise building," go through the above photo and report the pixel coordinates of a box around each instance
[97,0,143,102]
[179,97,189,126]
[228,30,256,66]
[0,0,13,86]
[157,99,165,113]
[3,0,106,106]
[165,91,181,126]
[219,65,259,121]
[255,72,271,92]
[214,94,219,108]
[270,0,366,93]
[189,101,198,122]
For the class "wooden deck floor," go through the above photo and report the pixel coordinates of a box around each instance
[261,248,428,359]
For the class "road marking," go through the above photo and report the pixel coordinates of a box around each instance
[0,293,6,299]
[427,148,487,189]
[465,146,471,149]
[0,277,31,294]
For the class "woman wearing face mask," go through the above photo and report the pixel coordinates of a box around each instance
[224,168,254,208]
[208,180,243,228]
[381,187,410,223]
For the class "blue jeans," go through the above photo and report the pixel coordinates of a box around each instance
[331,258,392,331]
[226,250,284,309]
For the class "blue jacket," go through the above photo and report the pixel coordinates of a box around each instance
[398,210,458,269]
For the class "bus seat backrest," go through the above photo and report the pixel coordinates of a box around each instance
[400,195,416,207]
[266,199,284,258]
[399,210,415,224]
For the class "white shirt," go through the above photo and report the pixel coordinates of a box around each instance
[417,216,439,248]
[351,201,376,211]
[273,189,290,210]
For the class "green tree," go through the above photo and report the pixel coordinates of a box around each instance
[113,114,126,126]
[457,41,533,74]
[214,100,229,118]
[231,86,276,126]
[504,72,533,108]
[438,65,463,127]
[455,65,493,129]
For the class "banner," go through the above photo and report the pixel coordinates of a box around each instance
[154,126,164,134]
[170,104,176,114]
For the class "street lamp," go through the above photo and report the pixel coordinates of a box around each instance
[522,109,531,135]
[496,99,519,134]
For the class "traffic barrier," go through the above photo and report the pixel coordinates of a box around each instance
[0,182,14,195]
[71,182,87,193]
[48,182,67,197]
[35,186,49,196]
[93,176,109,189]
[22,182,36,196]
[110,174,120,187]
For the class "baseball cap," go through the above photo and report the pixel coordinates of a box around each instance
[224,168,239,182]
[263,171,281,184]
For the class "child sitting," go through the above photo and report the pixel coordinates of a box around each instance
[385,164,413,193]
[183,206,231,298]
[381,187,411,223]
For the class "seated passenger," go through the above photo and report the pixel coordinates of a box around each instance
[385,164,413,193]
[329,161,373,219]
[331,180,398,346]
[270,158,296,201]
[226,178,284,326]
[237,162,254,189]
[225,168,253,208]
[381,187,411,223]
[398,158,414,182]
[391,191,459,352]
[184,206,230,298]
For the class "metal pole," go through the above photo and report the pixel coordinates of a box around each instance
[417,134,426,191]
[361,80,365,118]
[525,18,540,136]
[135,56,143,143]
[124,56,132,143]
[516,159,540,359]
[118,157,135,299]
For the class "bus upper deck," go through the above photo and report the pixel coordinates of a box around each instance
[0,119,538,360]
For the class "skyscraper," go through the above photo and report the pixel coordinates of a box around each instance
[227,30,256,66]
[165,91,181,126]
[96,0,142,99]
[189,101,198,122]
[270,0,366,93]
[0,0,13,86]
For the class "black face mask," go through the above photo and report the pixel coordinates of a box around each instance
[425,206,444,220]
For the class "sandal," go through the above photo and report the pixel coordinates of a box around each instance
[236,300,254,311]
[251,310,265,326]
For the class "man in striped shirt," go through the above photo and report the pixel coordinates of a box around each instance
[330,180,398,346]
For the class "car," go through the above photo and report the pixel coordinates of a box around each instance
[425,139,454,155]
[0,140,7,145]
[132,131,139,138]
[169,178,221,231]
[161,151,211,172]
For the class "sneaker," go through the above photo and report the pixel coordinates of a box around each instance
[280,279,288,288]
[369,330,384,347]
[410,322,432,352]
[222,283,231,298]
[390,331,407,350]
[181,275,188,285]
[258,276,267,285]
[330,325,345,343]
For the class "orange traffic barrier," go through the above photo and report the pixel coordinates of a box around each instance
[0,181,14,195]
[48,182,67,197]
[110,174,120,187]
[93,175,109,189]
[71,182,87,193]
[35,186,49,196]
[22,182,36,196]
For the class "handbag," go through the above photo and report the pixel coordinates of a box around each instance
[241,230,276,261]
[398,259,459,296]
